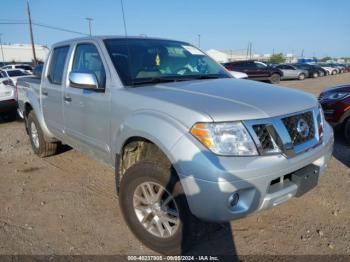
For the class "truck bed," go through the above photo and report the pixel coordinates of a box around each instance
[17,76,41,118]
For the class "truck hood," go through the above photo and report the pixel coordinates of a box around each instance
[139,78,318,122]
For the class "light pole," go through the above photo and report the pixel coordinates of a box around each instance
[197,34,201,48]
[85,17,93,36]
[0,34,5,64]
[27,0,37,65]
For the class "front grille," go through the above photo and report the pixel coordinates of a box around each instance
[253,125,274,151]
[282,111,315,146]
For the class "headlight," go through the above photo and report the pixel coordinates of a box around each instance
[190,122,258,156]
[324,92,350,100]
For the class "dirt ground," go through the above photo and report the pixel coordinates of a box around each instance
[0,73,349,257]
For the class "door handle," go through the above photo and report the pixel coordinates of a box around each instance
[42,90,48,96]
[64,96,72,102]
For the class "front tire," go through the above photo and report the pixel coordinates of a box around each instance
[312,72,319,78]
[119,162,196,254]
[27,111,58,157]
[269,73,281,84]
[298,73,306,80]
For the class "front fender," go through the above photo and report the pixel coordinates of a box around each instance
[112,110,190,164]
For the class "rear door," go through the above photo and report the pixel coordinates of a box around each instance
[63,42,110,161]
[253,61,270,78]
[232,61,257,77]
[42,46,70,136]
[285,65,299,78]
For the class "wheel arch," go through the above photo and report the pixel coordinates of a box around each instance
[115,136,177,194]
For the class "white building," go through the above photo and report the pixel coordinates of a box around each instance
[206,49,230,63]
[206,49,265,63]
[0,44,49,63]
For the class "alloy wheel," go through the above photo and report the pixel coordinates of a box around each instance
[133,182,180,238]
[30,122,40,148]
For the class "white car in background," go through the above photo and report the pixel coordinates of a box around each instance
[0,77,17,120]
[228,70,248,79]
[1,64,33,74]
[319,65,337,75]
[0,69,31,86]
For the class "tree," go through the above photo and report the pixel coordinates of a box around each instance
[268,53,285,64]
[320,56,332,62]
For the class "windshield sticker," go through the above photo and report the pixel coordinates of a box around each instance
[155,54,161,66]
[182,45,204,55]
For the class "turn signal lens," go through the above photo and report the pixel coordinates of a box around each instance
[191,123,214,149]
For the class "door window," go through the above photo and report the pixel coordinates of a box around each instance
[48,46,70,85]
[71,44,106,88]
[254,62,268,69]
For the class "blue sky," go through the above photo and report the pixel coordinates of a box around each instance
[1,0,349,57]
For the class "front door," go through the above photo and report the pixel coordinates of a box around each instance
[63,42,111,162]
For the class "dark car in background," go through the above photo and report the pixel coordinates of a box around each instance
[292,64,325,78]
[223,60,283,84]
[319,84,350,143]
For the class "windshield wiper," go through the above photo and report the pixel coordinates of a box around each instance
[131,77,191,86]
[182,74,226,80]
[130,74,227,87]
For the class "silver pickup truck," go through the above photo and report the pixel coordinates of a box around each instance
[17,36,334,254]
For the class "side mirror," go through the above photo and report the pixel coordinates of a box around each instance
[69,72,99,90]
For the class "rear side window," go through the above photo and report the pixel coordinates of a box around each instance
[48,46,69,85]
[232,62,244,69]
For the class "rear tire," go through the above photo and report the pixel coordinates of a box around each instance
[298,73,306,80]
[344,118,350,145]
[269,73,281,84]
[119,162,197,255]
[312,72,319,78]
[332,70,337,75]
[27,111,58,157]
[319,71,324,77]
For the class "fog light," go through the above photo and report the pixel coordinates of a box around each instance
[228,193,239,208]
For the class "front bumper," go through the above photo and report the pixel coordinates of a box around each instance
[172,123,334,222]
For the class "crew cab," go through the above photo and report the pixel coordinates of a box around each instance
[17,36,334,254]
[223,60,283,84]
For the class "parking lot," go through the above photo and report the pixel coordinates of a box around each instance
[0,73,349,256]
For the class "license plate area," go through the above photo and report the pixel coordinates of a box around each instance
[292,164,320,197]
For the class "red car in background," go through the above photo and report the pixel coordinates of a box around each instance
[319,84,350,143]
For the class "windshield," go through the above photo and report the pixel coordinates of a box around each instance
[104,38,230,86]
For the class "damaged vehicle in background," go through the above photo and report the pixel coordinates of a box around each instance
[319,84,350,143]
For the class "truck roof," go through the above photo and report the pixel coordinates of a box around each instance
[52,35,185,48]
